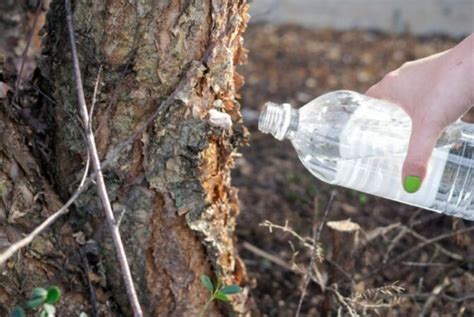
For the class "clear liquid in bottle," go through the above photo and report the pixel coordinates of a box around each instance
[258,90,474,220]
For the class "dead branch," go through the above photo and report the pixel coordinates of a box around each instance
[0,148,90,265]
[418,278,450,317]
[64,0,143,315]
[80,246,99,317]
[383,226,408,263]
[260,220,314,249]
[295,192,336,317]
[242,241,295,272]
[404,226,464,261]
[12,0,43,104]
[359,225,474,282]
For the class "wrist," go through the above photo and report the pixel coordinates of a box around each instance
[460,34,474,103]
[444,34,474,105]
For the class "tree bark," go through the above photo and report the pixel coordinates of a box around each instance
[1,0,249,316]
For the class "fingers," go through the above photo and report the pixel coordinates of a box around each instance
[402,120,443,193]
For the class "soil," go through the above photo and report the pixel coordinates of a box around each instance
[235,24,474,317]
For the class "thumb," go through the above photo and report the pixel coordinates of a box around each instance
[402,120,443,193]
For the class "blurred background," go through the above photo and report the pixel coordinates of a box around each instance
[235,1,474,316]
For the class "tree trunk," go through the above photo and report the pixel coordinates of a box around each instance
[0,0,249,316]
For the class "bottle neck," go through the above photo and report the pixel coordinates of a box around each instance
[258,102,299,140]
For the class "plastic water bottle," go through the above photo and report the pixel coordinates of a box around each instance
[258,90,474,220]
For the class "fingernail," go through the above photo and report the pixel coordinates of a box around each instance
[403,176,422,193]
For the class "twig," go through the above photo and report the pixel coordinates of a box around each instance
[16,77,57,105]
[405,292,474,303]
[0,149,90,265]
[418,278,450,317]
[331,285,360,317]
[89,65,102,130]
[358,225,474,281]
[401,261,452,267]
[383,226,408,263]
[383,216,463,263]
[295,192,336,317]
[260,220,314,249]
[242,241,294,272]
[79,247,98,317]
[404,226,464,261]
[12,0,43,104]
[316,191,336,241]
[325,258,355,283]
[96,50,135,134]
[65,1,143,316]
[241,240,363,316]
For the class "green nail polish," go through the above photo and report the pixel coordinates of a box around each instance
[403,176,422,193]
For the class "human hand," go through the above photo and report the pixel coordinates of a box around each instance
[366,34,473,193]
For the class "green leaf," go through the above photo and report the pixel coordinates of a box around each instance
[43,303,56,316]
[45,286,61,305]
[200,274,213,293]
[214,292,229,302]
[31,288,48,299]
[10,306,26,317]
[39,310,48,317]
[26,296,45,309]
[79,313,89,317]
[220,285,241,295]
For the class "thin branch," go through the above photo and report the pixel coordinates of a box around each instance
[242,241,295,272]
[260,220,314,249]
[96,51,135,134]
[405,292,474,303]
[0,149,90,265]
[12,0,43,104]
[358,225,474,281]
[89,65,102,128]
[16,77,57,105]
[65,1,143,316]
[418,278,450,317]
[295,191,336,317]
[79,246,99,317]
[404,225,464,261]
[316,191,336,241]
[241,240,365,317]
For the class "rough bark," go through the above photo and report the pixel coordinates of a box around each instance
[1,0,249,316]
[0,112,92,316]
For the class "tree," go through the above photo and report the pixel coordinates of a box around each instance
[0,0,249,316]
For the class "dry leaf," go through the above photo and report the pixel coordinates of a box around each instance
[327,219,361,232]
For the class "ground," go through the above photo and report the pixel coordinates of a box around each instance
[234,24,473,316]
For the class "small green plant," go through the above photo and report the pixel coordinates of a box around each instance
[358,193,368,205]
[10,286,61,317]
[199,274,241,317]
